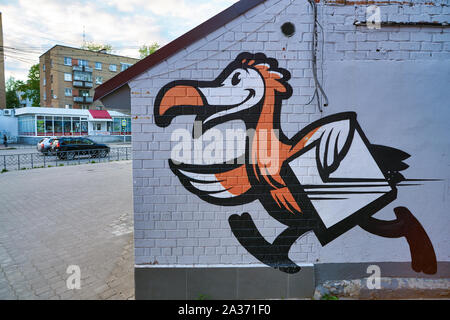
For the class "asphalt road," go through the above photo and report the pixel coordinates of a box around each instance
[0,161,134,299]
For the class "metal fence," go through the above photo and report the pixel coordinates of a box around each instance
[1,147,132,172]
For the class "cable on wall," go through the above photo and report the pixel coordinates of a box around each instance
[307,0,329,112]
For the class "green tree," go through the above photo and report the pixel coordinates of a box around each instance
[139,43,160,59]
[16,64,40,107]
[5,77,20,109]
[81,42,113,53]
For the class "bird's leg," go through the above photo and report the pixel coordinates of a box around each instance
[359,207,437,275]
[229,213,308,274]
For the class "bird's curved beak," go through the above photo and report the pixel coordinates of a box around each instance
[154,83,206,128]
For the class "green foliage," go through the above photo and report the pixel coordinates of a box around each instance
[1,169,8,173]
[197,294,210,300]
[5,77,20,109]
[15,64,40,107]
[81,42,113,53]
[139,43,160,59]
[321,294,339,300]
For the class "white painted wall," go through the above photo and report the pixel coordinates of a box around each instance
[317,59,450,263]
[0,114,18,139]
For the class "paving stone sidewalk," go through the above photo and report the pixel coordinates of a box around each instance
[0,161,134,299]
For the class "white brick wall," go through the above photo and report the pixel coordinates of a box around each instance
[129,0,449,267]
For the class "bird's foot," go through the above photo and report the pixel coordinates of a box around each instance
[229,213,302,274]
[359,207,437,275]
[393,207,437,275]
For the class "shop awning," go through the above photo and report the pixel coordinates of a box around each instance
[88,110,112,122]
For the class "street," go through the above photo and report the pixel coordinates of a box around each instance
[0,144,132,172]
[0,160,134,299]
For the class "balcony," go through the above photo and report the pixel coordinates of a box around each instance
[73,96,94,104]
[73,80,93,88]
[73,65,93,73]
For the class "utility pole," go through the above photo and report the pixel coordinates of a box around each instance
[0,12,6,109]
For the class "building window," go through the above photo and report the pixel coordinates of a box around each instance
[50,59,53,67]
[121,63,132,72]
[18,115,36,136]
[45,116,54,135]
[80,89,90,97]
[43,78,46,86]
[95,62,102,70]
[37,116,45,135]
[65,104,72,109]
[95,76,103,85]
[64,57,72,66]
[73,117,80,133]
[73,71,92,82]
[54,117,62,135]
[64,73,72,81]
[50,74,53,83]
[82,106,89,110]
[78,59,88,67]
[63,117,72,134]
[81,119,88,134]
[43,64,45,71]
[112,117,131,135]
[65,88,72,97]
[43,92,46,101]
[109,64,117,72]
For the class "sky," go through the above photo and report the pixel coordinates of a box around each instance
[0,0,238,81]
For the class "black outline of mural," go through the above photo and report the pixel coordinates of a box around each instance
[154,52,437,275]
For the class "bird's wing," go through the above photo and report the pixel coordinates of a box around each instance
[169,159,255,206]
[313,118,355,180]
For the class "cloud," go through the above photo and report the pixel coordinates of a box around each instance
[0,0,238,80]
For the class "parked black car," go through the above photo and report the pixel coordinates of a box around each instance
[52,137,110,160]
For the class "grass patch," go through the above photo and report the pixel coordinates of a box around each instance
[321,294,339,300]
[197,294,210,300]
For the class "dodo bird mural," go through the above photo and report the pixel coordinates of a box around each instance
[154,52,437,274]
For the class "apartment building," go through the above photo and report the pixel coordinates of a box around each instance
[39,45,139,110]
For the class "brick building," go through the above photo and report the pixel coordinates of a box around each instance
[96,0,450,299]
[39,45,139,110]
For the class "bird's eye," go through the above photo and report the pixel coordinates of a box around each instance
[231,72,241,86]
